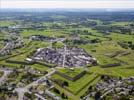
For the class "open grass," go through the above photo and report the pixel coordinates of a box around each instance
[31,64,49,71]
[8,52,28,62]
[0,60,21,68]
[109,33,134,43]
[79,41,123,65]
[110,22,132,26]
[77,76,101,97]
[57,68,85,77]
[51,73,99,94]
[115,51,134,65]
[0,20,16,27]
[22,29,66,37]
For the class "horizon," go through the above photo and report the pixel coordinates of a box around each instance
[1,0,134,9]
[1,8,134,13]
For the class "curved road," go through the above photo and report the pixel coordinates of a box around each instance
[15,68,55,100]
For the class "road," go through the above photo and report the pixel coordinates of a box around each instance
[0,69,12,85]
[34,93,47,100]
[15,68,56,100]
[62,44,67,67]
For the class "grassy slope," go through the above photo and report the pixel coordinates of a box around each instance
[51,73,98,94]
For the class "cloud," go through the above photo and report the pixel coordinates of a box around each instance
[1,0,134,8]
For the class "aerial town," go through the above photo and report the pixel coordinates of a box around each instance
[32,47,97,67]
[0,8,134,100]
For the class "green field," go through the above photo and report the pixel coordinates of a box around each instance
[57,68,85,77]
[51,72,100,95]
[0,14,134,100]
[0,20,16,27]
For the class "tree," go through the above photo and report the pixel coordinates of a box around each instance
[63,81,69,87]
[53,88,60,94]
[91,38,101,43]
[119,76,122,80]
[94,91,101,100]
[88,86,93,91]
[61,93,65,99]
[101,75,105,79]
[128,41,132,45]
[120,95,130,100]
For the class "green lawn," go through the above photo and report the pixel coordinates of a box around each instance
[51,73,99,94]
[22,29,66,37]
[90,66,134,78]
[79,41,123,65]
[31,64,49,71]
[110,22,132,26]
[0,20,16,27]
[115,51,134,65]
[8,52,28,62]
[109,33,134,43]
[0,60,21,68]
[57,68,85,77]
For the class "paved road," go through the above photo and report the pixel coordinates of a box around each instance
[34,93,47,100]
[0,69,12,85]
[62,44,67,67]
[15,88,28,100]
[15,68,56,100]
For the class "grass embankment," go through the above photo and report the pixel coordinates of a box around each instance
[51,72,99,95]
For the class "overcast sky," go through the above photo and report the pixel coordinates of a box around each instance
[1,0,134,9]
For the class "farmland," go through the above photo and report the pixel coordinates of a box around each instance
[0,10,134,100]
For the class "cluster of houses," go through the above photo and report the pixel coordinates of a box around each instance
[30,35,65,42]
[27,82,60,100]
[0,37,24,56]
[30,35,56,41]
[84,76,134,100]
[45,89,61,100]
[0,66,61,100]
[32,47,97,67]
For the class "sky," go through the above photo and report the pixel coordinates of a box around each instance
[1,0,134,9]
